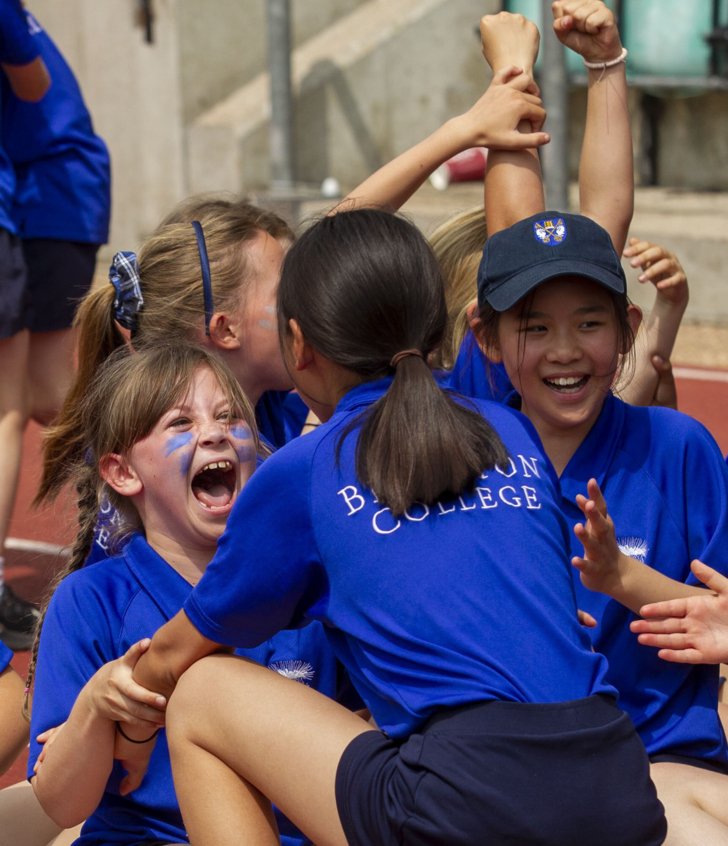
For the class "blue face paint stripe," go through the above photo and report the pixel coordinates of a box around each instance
[165,432,193,456]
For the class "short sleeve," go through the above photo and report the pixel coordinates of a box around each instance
[185,444,328,647]
[0,3,40,66]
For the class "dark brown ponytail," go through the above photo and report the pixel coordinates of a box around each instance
[278,209,508,515]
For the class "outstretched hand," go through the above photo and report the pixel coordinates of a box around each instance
[572,478,623,596]
[552,0,623,64]
[630,561,728,664]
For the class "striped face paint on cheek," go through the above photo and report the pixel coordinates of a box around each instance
[230,423,256,464]
[165,431,195,476]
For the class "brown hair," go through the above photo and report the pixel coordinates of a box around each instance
[277,208,508,516]
[428,207,487,369]
[37,196,289,505]
[25,342,261,719]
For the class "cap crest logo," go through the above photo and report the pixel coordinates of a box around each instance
[533,217,567,246]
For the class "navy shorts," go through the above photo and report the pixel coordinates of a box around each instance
[22,238,99,332]
[0,228,28,339]
[335,695,667,846]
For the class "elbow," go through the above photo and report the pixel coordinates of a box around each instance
[31,774,99,829]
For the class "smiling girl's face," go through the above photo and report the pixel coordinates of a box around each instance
[120,366,257,561]
[490,276,639,451]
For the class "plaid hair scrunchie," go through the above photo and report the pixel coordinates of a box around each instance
[109,251,144,333]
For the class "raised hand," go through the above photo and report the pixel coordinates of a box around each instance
[480,11,540,74]
[623,237,689,308]
[552,0,623,64]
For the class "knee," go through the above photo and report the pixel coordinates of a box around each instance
[166,656,227,741]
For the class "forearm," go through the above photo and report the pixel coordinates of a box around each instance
[579,63,633,252]
[601,553,708,615]
[484,136,544,236]
[338,116,475,212]
[2,56,50,101]
[133,610,224,700]
[32,691,114,828]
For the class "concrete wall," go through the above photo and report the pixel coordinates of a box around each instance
[25,0,728,269]
[28,0,372,258]
[188,0,496,196]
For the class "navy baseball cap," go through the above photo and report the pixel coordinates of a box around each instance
[477,211,627,312]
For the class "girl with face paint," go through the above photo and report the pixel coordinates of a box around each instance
[25,344,342,846]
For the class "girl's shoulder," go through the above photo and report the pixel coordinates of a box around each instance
[48,550,139,615]
[619,398,721,452]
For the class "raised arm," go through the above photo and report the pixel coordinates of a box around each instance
[338,66,548,212]
[481,11,546,236]
[617,238,689,406]
[553,0,633,252]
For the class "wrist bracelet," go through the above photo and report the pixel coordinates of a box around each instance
[583,47,628,70]
[116,721,160,744]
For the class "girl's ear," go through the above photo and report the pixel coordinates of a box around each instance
[287,318,314,371]
[208,312,242,351]
[100,453,143,497]
[467,300,503,363]
[623,304,643,354]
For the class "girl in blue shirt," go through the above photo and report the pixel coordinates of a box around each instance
[27,343,346,846]
[130,208,666,846]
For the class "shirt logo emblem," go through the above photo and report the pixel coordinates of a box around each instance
[617,536,649,563]
[269,659,315,685]
[533,217,567,246]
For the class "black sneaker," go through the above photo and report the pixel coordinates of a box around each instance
[0,583,40,651]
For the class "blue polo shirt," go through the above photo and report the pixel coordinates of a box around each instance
[1,11,110,243]
[562,393,728,766]
[186,377,616,739]
[0,0,41,235]
[0,639,12,672]
[29,534,346,845]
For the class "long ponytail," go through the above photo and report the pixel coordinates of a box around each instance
[278,209,508,515]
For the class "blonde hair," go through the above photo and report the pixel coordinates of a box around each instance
[428,207,487,369]
[37,196,289,504]
[25,343,261,719]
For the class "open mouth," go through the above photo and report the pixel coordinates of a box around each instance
[543,375,588,393]
[191,460,237,511]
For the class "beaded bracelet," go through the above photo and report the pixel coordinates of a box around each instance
[583,46,628,70]
[116,721,160,744]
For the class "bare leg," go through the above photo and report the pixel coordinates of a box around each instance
[0,330,30,549]
[0,781,62,846]
[651,761,728,845]
[166,654,375,846]
[27,328,77,426]
[0,666,28,774]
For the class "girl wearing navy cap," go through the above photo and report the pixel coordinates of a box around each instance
[129,208,666,846]
[471,3,728,842]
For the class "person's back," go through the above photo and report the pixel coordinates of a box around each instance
[195,383,614,736]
